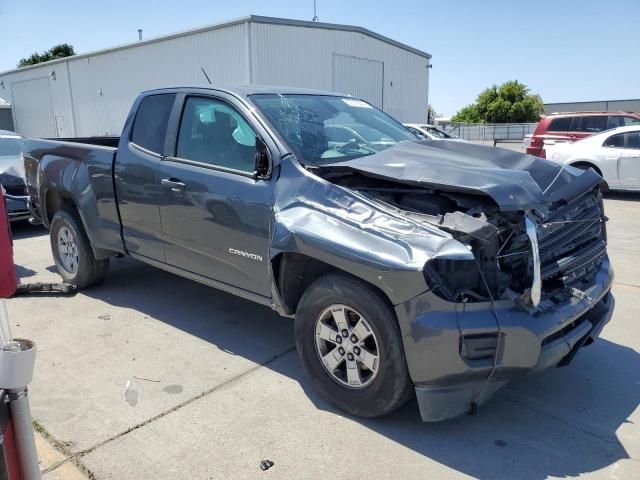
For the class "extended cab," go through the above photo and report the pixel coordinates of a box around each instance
[24,86,614,422]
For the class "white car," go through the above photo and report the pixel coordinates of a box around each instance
[404,123,467,142]
[545,125,640,191]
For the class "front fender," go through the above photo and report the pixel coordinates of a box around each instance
[271,158,459,305]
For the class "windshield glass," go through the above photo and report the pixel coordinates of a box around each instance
[423,126,452,139]
[250,94,415,164]
[0,136,23,157]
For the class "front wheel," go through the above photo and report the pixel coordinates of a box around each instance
[50,209,108,288]
[295,273,413,418]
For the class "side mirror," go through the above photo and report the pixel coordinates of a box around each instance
[255,137,272,179]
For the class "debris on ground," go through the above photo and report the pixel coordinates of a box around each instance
[123,379,139,407]
[260,460,275,471]
[133,376,160,383]
[12,282,78,297]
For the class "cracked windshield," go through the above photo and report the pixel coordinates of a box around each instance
[250,94,416,164]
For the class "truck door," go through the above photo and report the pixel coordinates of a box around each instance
[619,132,640,188]
[157,95,273,297]
[114,93,176,261]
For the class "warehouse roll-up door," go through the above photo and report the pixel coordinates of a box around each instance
[332,54,384,109]
[11,77,56,137]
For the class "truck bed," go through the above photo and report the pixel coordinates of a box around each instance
[23,137,125,257]
[54,136,120,148]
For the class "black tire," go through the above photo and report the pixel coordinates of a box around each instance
[295,273,413,418]
[50,209,108,288]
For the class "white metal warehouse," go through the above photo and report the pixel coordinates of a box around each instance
[0,15,431,138]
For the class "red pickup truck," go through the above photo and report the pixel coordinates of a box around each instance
[526,111,640,157]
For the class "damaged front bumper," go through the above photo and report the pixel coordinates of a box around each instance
[395,256,614,422]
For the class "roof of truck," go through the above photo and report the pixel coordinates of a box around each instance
[142,84,348,98]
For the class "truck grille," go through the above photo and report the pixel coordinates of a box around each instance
[537,190,606,291]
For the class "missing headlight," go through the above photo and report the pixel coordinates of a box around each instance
[424,258,481,302]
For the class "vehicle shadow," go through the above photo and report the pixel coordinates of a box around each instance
[604,191,640,202]
[82,256,637,480]
[10,221,47,240]
[288,339,637,480]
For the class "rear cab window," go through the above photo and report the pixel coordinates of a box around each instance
[130,94,176,154]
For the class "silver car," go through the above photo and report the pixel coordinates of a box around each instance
[0,130,29,221]
[404,123,467,142]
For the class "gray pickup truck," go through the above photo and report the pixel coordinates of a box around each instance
[24,85,614,422]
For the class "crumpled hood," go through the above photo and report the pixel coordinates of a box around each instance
[319,140,602,211]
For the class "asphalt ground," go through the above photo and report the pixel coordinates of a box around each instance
[5,192,639,480]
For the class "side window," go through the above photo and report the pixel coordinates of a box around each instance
[581,116,608,133]
[608,116,625,129]
[568,117,582,132]
[603,133,624,148]
[176,97,257,172]
[547,117,571,132]
[625,132,640,149]
[131,94,176,154]
[623,117,640,126]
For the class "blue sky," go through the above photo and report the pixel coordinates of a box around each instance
[1,0,638,115]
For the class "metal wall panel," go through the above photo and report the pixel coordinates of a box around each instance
[332,54,383,108]
[66,23,247,136]
[0,18,430,136]
[250,23,429,122]
[545,99,640,114]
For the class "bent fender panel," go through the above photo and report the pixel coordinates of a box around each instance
[270,158,463,305]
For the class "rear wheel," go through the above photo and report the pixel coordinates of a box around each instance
[295,273,413,418]
[50,209,108,288]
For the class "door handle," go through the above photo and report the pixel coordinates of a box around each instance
[161,178,186,192]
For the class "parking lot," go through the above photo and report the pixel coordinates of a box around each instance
[5,192,639,480]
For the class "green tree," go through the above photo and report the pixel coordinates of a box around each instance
[426,104,437,124]
[18,44,75,68]
[452,80,543,123]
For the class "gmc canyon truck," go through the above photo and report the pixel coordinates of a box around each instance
[24,86,614,422]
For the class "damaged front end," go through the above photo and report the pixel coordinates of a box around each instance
[312,157,613,422]
[318,167,608,311]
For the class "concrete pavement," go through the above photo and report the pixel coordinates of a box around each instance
[5,193,640,479]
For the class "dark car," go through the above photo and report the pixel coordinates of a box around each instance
[0,131,29,221]
[526,111,640,157]
[23,86,614,422]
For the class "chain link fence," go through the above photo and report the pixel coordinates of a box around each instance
[443,122,537,142]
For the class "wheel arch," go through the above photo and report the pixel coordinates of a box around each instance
[271,252,396,316]
[44,188,117,260]
[568,160,603,177]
